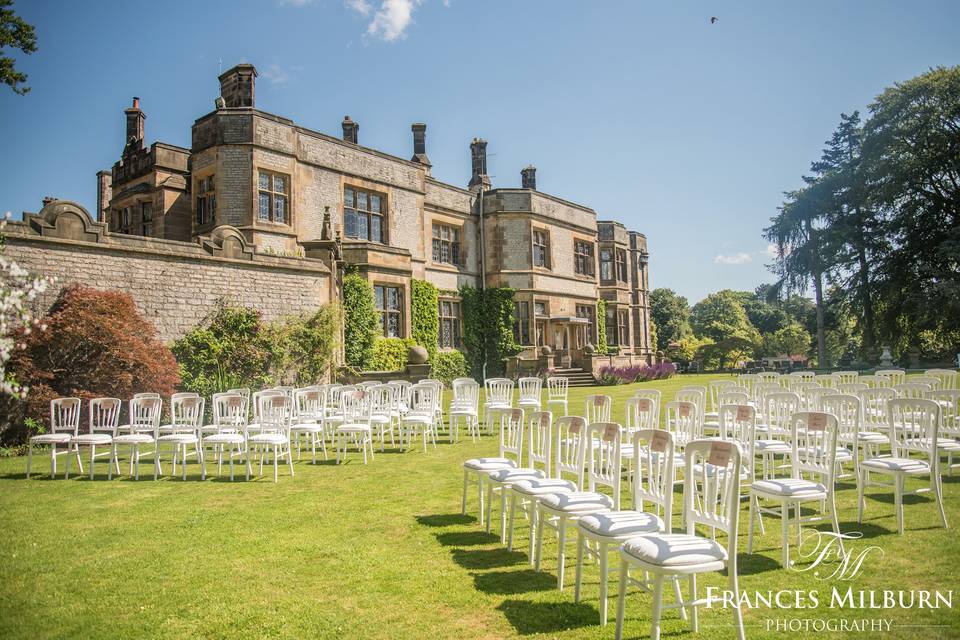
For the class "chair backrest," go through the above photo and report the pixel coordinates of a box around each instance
[858,375,881,388]
[452,378,479,409]
[719,404,755,453]
[887,398,940,460]
[708,380,736,412]
[894,382,932,399]
[820,394,860,447]
[583,394,612,424]
[788,371,816,385]
[252,389,285,420]
[527,411,553,474]
[837,382,868,395]
[518,377,542,402]
[631,428,674,525]
[554,415,588,485]
[736,373,759,395]
[367,384,394,417]
[858,387,896,431]
[666,400,699,448]
[408,382,437,415]
[910,375,941,390]
[765,391,801,436]
[790,411,839,482]
[294,387,326,422]
[357,380,381,389]
[50,397,81,436]
[831,371,859,386]
[803,387,838,411]
[625,396,659,434]
[213,393,246,432]
[930,390,959,434]
[814,374,835,388]
[752,382,782,406]
[791,381,819,399]
[133,392,160,400]
[89,398,121,436]
[227,387,251,399]
[926,369,958,391]
[676,386,706,418]
[546,376,569,402]
[385,380,410,404]
[485,378,514,406]
[683,440,742,550]
[259,393,291,434]
[585,422,622,509]
[758,371,781,383]
[498,408,525,464]
[877,369,906,387]
[129,396,162,435]
[170,395,205,434]
[717,389,749,407]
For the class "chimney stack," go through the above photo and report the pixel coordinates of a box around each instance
[218,63,257,108]
[521,165,537,190]
[410,123,431,170]
[468,138,491,190]
[342,116,359,144]
[124,96,145,151]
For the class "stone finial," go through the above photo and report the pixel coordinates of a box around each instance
[321,206,333,241]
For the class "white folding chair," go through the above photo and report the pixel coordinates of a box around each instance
[546,376,569,416]
[202,393,249,480]
[110,396,162,480]
[449,378,480,442]
[615,439,746,640]
[69,397,122,480]
[291,387,328,461]
[27,397,82,479]
[156,395,205,480]
[401,382,438,453]
[584,394,612,424]
[517,377,543,413]
[335,386,375,464]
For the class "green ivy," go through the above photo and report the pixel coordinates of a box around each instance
[411,278,439,361]
[343,273,379,369]
[459,285,521,379]
[369,337,415,371]
[596,298,608,355]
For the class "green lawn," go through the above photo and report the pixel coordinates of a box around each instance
[1,374,958,639]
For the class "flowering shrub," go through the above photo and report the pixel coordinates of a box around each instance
[595,362,677,385]
[2,285,179,446]
[0,213,51,398]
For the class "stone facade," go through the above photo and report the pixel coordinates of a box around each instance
[19,63,653,366]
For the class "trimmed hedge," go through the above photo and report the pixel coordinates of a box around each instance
[431,350,469,385]
[369,337,414,371]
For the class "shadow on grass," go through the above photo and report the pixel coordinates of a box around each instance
[451,547,527,570]
[737,553,781,575]
[435,530,500,547]
[415,513,475,527]
[473,569,555,595]
[496,599,598,635]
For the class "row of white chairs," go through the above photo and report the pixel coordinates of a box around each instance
[460,394,953,639]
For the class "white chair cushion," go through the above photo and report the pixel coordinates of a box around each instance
[337,424,371,433]
[756,439,791,453]
[578,510,664,538]
[30,433,72,444]
[203,433,245,444]
[540,491,614,513]
[114,433,155,444]
[622,533,727,567]
[157,434,199,444]
[917,437,960,452]
[855,432,888,444]
[291,422,324,432]
[861,457,930,474]
[752,478,827,498]
[248,433,288,445]
[403,414,433,425]
[464,457,517,471]
[512,478,578,495]
[487,468,545,483]
[72,434,113,444]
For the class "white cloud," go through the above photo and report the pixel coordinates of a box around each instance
[345,0,372,15]
[261,64,290,87]
[714,252,753,265]
[367,0,423,41]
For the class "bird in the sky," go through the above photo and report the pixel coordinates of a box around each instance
[710,16,718,24]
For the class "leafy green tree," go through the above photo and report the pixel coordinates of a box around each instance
[690,290,761,368]
[861,66,960,359]
[342,273,379,369]
[1,0,37,95]
[668,335,714,363]
[649,288,691,351]
[762,321,812,358]
[734,289,790,335]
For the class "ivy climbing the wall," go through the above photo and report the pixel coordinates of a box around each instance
[595,298,608,355]
[342,272,379,369]
[459,285,521,379]
[411,278,439,361]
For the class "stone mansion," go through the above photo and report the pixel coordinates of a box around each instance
[9,64,653,371]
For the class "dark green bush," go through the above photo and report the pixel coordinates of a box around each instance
[411,279,439,360]
[343,273,379,369]
[431,350,469,386]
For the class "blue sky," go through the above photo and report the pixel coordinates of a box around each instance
[1,1,957,303]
